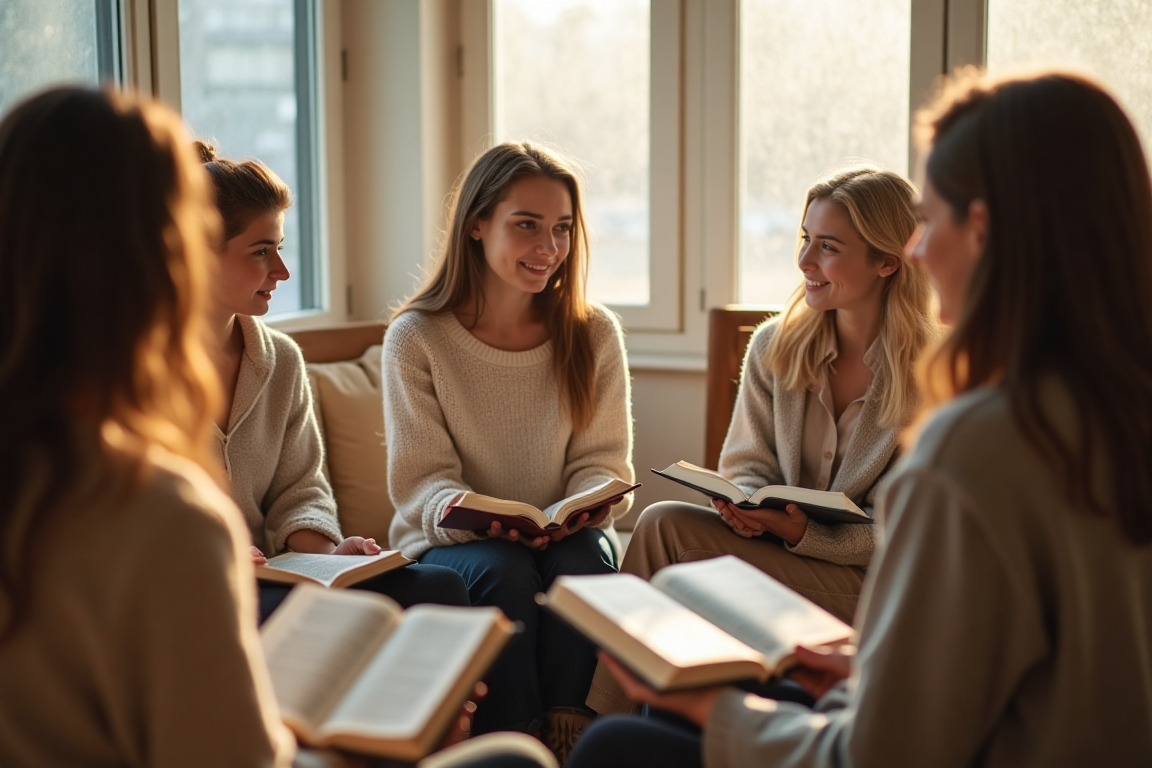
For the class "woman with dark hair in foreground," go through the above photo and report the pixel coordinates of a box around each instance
[570,67,1152,768]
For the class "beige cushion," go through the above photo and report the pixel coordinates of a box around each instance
[306,345,392,544]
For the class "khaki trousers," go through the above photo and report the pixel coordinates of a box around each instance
[585,500,866,715]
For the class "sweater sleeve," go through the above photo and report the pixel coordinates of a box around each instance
[383,316,485,553]
[124,478,295,767]
[562,305,635,526]
[702,464,1047,768]
[261,337,343,552]
[718,323,785,490]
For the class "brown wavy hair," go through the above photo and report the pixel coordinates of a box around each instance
[392,141,597,430]
[0,87,223,639]
[915,68,1152,544]
[194,140,291,242]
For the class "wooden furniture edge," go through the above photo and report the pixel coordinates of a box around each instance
[704,306,778,470]
[286,320,387,364]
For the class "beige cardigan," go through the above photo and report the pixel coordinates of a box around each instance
[719,319,899,566]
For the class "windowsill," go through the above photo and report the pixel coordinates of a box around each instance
[626,352,707,373]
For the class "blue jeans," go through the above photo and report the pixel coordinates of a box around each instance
[421,528,618,735]
[258,562,469,623]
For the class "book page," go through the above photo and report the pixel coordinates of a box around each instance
[418,731,558,768]
[260,585,402,733]
[544,478,640,523]
[445,492,549,526]
[745,485,857,512]
[549,573,768,685]
[259,552,403,588]
[320,606,509,742]
[652,556,852,668]
[653,461,748,503]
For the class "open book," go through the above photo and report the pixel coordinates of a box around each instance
[437,478,640,537]
[543,555,853,691]
[255,550,413,589]
[653,460,871,525]
[260,584,515,763]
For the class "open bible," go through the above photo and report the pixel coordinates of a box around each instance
[653,460,871,525]
[255,550,413,589]
[260,584,515,762]
[437,478,640,537]
[543,555,853,691]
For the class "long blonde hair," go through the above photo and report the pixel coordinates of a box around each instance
[0,87,223,638]
[392,141,597,430]
[766,166,936,428]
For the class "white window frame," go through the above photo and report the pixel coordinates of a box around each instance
[462,0,685,335]
[124,0,347,328]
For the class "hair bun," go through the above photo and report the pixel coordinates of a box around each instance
[193,140,216,164]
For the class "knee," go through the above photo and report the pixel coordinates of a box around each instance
[629,500,714,549]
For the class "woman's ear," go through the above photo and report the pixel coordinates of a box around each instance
[877,253,900,277]
[967,199,989,256]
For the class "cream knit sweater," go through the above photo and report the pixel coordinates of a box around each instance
[383,304,634,559]
[213,315,343,554]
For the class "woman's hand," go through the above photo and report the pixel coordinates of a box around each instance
[249,546,268,565]
[437,682,488,750]
[332,536,383,556]
[714,500,809,545]
[599,652,726,728]
[549,501,615,543]
[486,520,550,550]
[787,643,856,700]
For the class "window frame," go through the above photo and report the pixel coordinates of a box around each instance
[463,0,685,334]
[139,0,345,327]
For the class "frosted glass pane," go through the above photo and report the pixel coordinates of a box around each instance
[493,0,651,306]
[986,0,1152,156]
[178,0,305,313]
[739,0,911,305]
[0,0,103,115]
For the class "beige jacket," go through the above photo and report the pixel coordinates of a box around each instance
[719,319,898,565]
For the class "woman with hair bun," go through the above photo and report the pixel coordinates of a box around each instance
[196,141,468,620]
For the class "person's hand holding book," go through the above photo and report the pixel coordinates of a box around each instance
[547,500,616,543]
[787,643,855,700]
[486,520,551,550]
[713,499,809,545]
[597,652,727,728]
[332,536,383,556]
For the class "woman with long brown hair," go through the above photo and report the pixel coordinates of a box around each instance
[0,86,294,766]
[384,141,634,760]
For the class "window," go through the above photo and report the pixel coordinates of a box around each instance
[491,0,680,329]
[985,0,1152,152]
[0,0,123,115]
[737,0,912,306]
[176,0,322,316]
